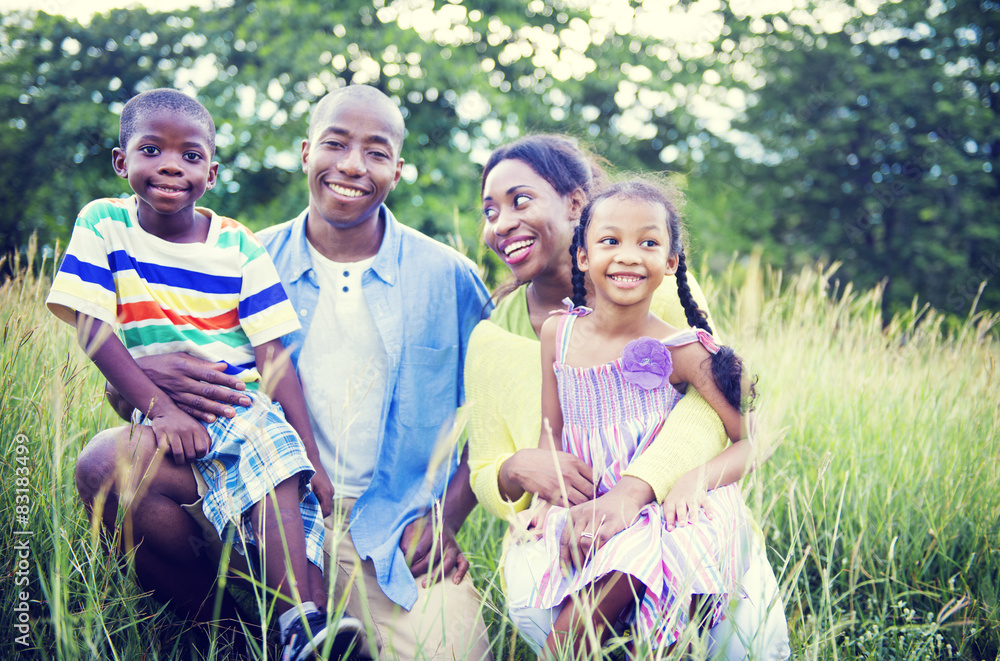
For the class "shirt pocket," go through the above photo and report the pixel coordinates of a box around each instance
[398,345,459,428]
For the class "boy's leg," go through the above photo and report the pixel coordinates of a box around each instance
[326,500,494,661]
[249,477,315,614]
[75,425,243,622]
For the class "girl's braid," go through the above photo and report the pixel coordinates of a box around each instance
[569,223,588,308]
[675,251,712,334]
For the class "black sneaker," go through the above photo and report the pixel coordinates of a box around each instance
[281,610,365,661]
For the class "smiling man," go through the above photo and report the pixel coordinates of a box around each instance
[255,85,494,659]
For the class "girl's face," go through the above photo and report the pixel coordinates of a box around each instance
[481,158,584,283]
[577,196,679,307]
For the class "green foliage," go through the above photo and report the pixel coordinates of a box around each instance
[2,248,998,659]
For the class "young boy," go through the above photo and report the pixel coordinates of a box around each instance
[46,88,360,660]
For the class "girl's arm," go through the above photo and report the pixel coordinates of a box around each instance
[662,342,756,530]
[254,338,333,517]
[77,313,210,464]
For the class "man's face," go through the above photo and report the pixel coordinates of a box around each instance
[301,98,403,232]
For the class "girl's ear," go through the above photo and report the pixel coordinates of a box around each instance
[666,253,679,275]
[577,245,589,272]
[111,148,127,179]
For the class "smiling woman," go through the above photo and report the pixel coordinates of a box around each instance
[466,134,789,658]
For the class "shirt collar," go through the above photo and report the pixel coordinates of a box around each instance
[285,205,400,286]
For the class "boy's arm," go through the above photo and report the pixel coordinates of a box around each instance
[77,313,210,463]
[254,339,333,517]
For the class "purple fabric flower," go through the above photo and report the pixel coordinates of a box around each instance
[620,337,672,390]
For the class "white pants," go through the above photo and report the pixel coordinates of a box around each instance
[508,535,790,660]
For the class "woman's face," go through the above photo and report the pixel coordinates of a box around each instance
[481,158,583,283]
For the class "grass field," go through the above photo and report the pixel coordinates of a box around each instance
[1,243,997,660]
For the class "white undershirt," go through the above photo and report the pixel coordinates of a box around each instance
[298,243,385,499]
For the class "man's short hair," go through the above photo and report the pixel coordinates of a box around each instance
[119,88,216,154]
[308,84,405,155]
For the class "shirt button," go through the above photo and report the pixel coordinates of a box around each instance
[299,308,308,317]
[343,271,350,277]
[342,286,349,292]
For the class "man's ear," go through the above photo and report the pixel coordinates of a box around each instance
[112,148,128,179]
[577,245,590,272]
[300,138,311,172]
[388,157,403,192]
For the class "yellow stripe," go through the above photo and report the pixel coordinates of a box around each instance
[115,273,239,315]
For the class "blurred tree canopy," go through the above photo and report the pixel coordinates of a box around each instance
[1,0,997,315]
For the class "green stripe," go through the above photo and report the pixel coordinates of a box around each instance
[121,324,251,350]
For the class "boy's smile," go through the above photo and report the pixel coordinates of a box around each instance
[112,109,218,241]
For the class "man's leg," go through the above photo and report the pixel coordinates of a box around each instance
[75,425,242,622]
[325,500,494,661]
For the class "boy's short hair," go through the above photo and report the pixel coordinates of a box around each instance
[119,89,216,154]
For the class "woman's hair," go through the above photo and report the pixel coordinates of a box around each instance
[481,134,605,199]
[482,134,607,302]
[570,178,757,411]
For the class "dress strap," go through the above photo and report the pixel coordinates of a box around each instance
[661,328,721,354]
[554,298,592,363]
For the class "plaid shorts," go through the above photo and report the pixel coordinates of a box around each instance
[136,390,324,570]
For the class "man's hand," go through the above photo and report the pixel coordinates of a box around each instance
[400,513,470,588]
[149,405,212,464]
[500,448,595,507]
[310,467,335,518]
[558,477,652,571]
[133,353,252,422]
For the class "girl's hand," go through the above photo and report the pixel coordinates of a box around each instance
[558,477,650,570]
[527,500,553,534]
[310,467,334,518]
[149,405,210,464]
[662,471,713,532]
[500,448,595,507]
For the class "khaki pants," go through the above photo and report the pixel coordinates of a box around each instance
[326,498,493,661]
[181,480,493,660]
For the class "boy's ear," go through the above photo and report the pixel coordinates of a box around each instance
[111,148,127,179]
[576,245,590,272]
[205,161,219,190]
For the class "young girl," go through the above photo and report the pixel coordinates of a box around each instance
[503,179,759,656]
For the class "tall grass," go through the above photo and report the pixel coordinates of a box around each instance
[1,243,997,660]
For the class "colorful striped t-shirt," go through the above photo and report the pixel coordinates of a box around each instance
[46,196,300,386]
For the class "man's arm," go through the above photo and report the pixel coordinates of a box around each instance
[104,353,252,423]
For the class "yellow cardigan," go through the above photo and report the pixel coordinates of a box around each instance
[466,276,729,522]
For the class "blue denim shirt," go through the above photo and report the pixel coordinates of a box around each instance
[257,207,492,609]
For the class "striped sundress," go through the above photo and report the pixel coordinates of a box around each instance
[505,307,751,648]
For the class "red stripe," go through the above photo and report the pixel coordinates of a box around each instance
[117,300,240,331]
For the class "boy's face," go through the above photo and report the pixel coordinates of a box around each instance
[301,98,403,232]
[112,110,217,223]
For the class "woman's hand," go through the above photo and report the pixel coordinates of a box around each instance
[129,353,253,422]
[558,476,653,570]
[661,470,712,532]
[499,448,595,507]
